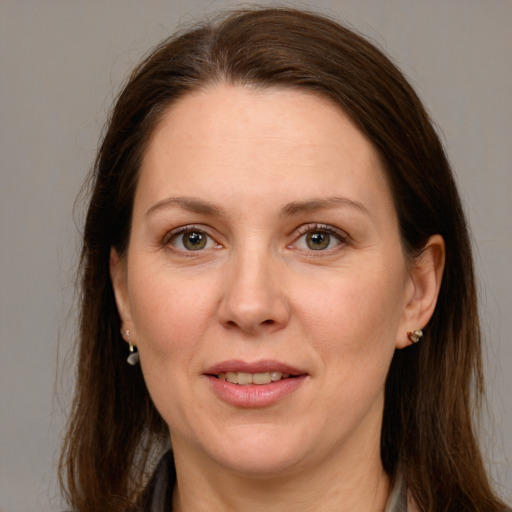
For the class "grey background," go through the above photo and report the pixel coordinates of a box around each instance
[1,0,510,510]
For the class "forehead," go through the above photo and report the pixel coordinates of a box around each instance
[136,84,393,216]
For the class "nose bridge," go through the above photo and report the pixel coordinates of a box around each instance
[218,240,289,334]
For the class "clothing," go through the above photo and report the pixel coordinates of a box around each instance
[139,451,412,512]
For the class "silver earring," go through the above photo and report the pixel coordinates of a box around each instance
[127,344,140,365]
[122,329,140,365]
[407,329,423,344]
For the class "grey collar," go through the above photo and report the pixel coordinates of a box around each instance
[385,474,408,512]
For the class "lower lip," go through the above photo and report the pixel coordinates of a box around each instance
[205,375,307,408]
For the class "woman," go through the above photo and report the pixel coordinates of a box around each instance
[59,7,510,512]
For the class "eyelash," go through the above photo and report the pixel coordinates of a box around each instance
[291,223,350,253]
[162,223,349,254]
[163,225,219,253]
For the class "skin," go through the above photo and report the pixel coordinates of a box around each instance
[111,85,444,512]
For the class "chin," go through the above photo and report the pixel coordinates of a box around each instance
[214,448,306,477]
[201,423,318,476]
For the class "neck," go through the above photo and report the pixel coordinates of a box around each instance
[171,437,391,512]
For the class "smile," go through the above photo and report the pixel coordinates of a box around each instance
[205,359,307,407]
[217,371,291,385]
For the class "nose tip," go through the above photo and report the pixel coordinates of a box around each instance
[222,305,286,334]
[217,259,290,335]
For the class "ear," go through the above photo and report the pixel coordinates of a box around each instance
[109,247,133,332]
[396,235,445,348]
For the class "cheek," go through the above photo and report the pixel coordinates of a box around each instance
[127,267,219,425]
[293,263,406,363]
[127,264,218,360]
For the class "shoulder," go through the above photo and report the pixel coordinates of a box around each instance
[386,475,511,512]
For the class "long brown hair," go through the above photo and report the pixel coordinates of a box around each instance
[60,7,508,511]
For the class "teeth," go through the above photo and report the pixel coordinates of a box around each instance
[253,372,271,385]
[217,371,289,385]
[236,372,253,385]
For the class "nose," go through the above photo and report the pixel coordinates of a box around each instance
[217,249,290,335]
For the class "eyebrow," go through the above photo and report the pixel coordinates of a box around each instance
[145,197,224,217]
[281,197,369,216]
[145,195,369,218]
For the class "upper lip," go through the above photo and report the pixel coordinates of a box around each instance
[204,359,306,376]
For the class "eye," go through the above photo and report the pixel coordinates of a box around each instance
[166,228,218,251]
[292,224,347,252]
[304,232,332,250]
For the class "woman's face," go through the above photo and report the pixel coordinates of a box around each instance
[112,85,422,477]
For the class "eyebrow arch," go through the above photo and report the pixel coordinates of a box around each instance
[281,197,369,216]
[145,195,368,218]
[145,196,224,217]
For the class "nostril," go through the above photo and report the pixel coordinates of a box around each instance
[262,319,274,325]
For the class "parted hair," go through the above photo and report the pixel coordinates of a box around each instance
[59,7,508,512]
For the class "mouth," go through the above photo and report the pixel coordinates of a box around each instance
[204,360,307,407]
[204,359,307,386]
[215,371,293,385]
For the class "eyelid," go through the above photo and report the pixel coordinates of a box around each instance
[162,224,221,250]
[290,223,350,251]
[294,223,348,238]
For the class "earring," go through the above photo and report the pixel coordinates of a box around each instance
[407,329,423,344]
[122,329,140,365]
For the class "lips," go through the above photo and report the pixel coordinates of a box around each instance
[204,359,308,407]
[205,359,305,384]
[217,371,290,385]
